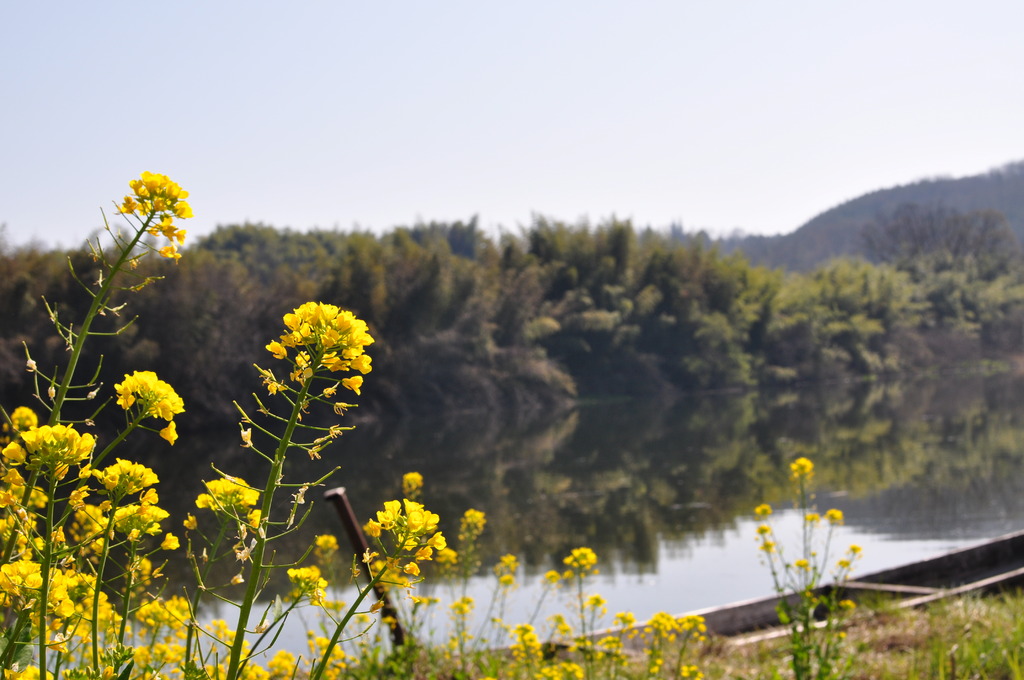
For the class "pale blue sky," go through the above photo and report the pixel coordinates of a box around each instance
[2,1,1022,249]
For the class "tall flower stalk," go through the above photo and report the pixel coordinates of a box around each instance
[210,301,375,680]
[755,457,862,680]
[0,173,190,680]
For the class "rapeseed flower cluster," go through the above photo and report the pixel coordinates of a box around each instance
[194,476,260,516]
[562,546,599,579]
[288,566,328,607]
[790,455,814,481]
[494,553,519,588]
[639,612,708,678]
[1,406,37,450]
[401,471,423,499]
[114,371,185,445]
[92,458,159,498]
[7,407,37,433]
[2,424,95,480]
[364,499,447,575]
[754,456,861,679]
[118,171,193,260]
[264,302,373,394]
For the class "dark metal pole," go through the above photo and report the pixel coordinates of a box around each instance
[324,487,406,647]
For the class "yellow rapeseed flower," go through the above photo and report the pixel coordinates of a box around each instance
[195,477,260,515]
[789,456,814,481]
[93,458,159,497]
[2,424,95,479]
[458,508,487,542]
[112,503,170,539]
[563,547,599,576]
[119,172,193,259]
[402,471,424,498]
[314,534,339,558]
[114,371,184,443]
[268,302,374,389]
[9,406,38,432]
[287,566,328,605]
[825,508,844,525]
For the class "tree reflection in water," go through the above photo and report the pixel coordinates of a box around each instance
[131,372,1024,597]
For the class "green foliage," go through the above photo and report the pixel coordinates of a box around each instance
[4,214,1024,425]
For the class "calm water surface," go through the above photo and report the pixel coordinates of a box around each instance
[144,371,1024,644]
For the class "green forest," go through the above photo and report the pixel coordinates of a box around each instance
[3,206,1024,430]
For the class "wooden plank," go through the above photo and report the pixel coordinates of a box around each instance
[843,580,940,596]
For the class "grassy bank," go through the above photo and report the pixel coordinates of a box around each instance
[692,591,1024,679]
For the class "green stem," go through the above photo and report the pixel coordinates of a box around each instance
[91,511,120,669]
[117,545,139,643]
[184,521,229,663]
[49,214,151,426]
[223,378,312,680]
[91,418,141,470]
[308,572,386,680]
[37,476,57,680]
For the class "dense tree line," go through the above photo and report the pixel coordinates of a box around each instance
[3,213,1023,429]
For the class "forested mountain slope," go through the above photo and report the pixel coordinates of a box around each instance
[722,161,1024,271]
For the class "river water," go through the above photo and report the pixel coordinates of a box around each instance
[141,370,1024,648]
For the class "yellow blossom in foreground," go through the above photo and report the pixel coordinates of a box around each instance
[113,503,170,539]
[825,508,844,525]
[195,476,260,515]
[563,546,599,576]
[267,302,374,389]
[287,566,328,605]
[159,421,178,445]
[403,499,439,534]
[114,371,185,441]
[314,534,339,559]
[790,456,814,481]
[93,458,159,497]
[459,508,487,542]
[426,532,446,551]
[2,424,95,478]
[118,172,193,259]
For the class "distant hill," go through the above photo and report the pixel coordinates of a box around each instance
[720,161,1024,271]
